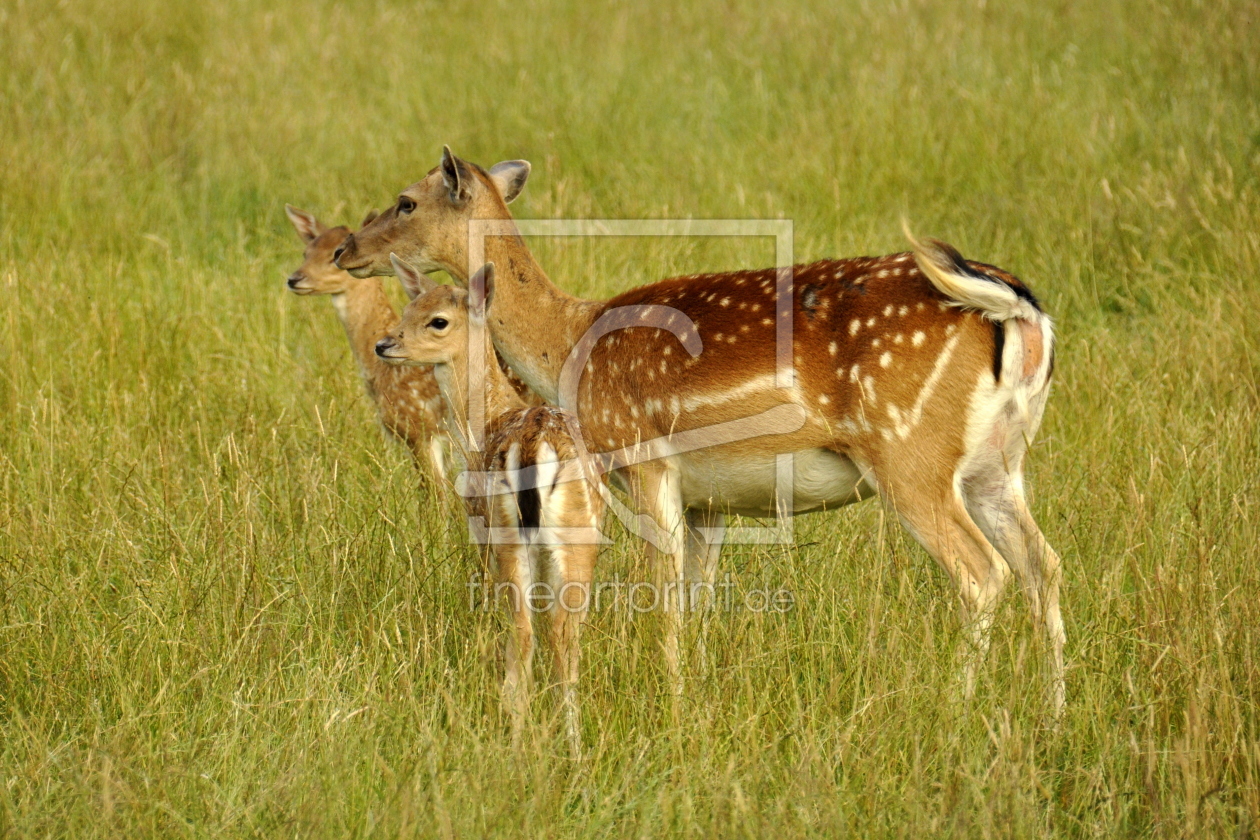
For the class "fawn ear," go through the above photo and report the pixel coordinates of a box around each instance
[360,208,379,228]
[440,145,471,207]
[488,160,530,204]
[391,253,438,300]
[285,204,324,243]
[470,261,495,315]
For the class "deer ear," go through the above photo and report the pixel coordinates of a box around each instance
[360,208,379,228]
[470,261,495,315]
[488,160,531,204]
[440,145,470,207]
[285,204,324,243]
[391,253,438,300]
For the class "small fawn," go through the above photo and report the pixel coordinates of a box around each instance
[375,257,605,758]
[284,205,449,482]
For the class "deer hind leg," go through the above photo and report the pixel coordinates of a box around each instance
[544,541,595,760]
[425,434,448,484]
[684,507,725,587]
[495,542,535,747]
[683,507,725,670]
[877,465,1011,701]
[963,466,1065,713]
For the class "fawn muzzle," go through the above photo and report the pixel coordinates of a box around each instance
[375,337,398,359]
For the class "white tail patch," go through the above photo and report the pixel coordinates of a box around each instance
[536,441,561,496]
[904,224,1041,323]
[504,441,523,494]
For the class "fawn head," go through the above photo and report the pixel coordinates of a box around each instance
[284,205,378,295]
[335,146,529,280]
[375,256,497,367]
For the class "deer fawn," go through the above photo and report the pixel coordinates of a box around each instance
[285,204,450,482]
[336,148,1066,713]
[376,258,606,757]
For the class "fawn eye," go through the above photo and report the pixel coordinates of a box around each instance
[397,196,416,214]
[428,317,449,330]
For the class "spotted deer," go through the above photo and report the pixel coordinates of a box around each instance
[376,258,606,756]
[285,204,450,481]
[335,149,1066,712]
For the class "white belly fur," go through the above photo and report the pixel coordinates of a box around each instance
[676,448,873,516]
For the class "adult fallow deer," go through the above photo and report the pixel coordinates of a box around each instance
[335,149,1066,712]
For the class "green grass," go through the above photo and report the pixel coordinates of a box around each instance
[2,0,1259,835]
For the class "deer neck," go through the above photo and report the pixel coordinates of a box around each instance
[330,279,400,392]
[454,230,600,404]
[433,333,528,457]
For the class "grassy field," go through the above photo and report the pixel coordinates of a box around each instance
[2,0,1259,835]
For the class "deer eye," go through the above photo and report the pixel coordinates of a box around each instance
[398,196,416,214]
[428,317,449,330]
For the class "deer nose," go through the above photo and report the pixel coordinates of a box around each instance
[287,273,304,289]
[375,337,395,358]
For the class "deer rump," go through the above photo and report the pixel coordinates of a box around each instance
[478,407,598,543]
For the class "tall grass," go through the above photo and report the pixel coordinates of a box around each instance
[1,0,1258,835]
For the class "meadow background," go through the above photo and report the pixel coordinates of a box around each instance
[2,0,1258,836]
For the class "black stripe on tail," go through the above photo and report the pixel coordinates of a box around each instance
[933,240,1044,314]
[992,321,1006,382]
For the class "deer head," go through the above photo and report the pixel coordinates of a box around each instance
[375,257,497,367]
[283,205,377,295]
[335,146,529,280]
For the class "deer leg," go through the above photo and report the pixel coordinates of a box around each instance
[496,543,534,747]
[684,507,725,587]
[1013,490,1066,714]
[425,434,447,484]
[964,467,1066,715]
[629,463,687,695]
[546,542,595,760]
[683,507,724,670]
[882,476,1011,701]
